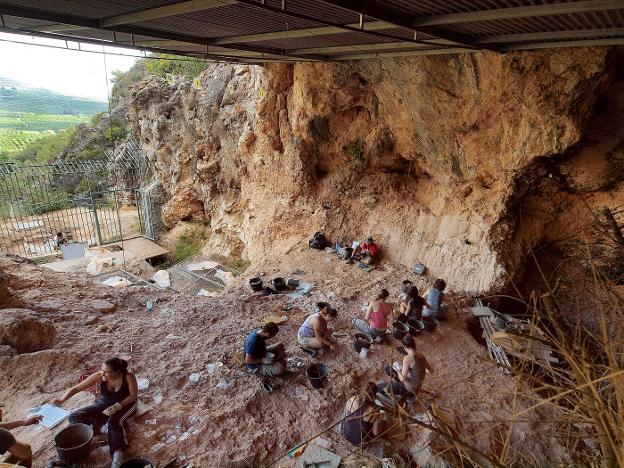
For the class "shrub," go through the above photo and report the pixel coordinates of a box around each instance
[343,140,365,164]
[146,54,207,80]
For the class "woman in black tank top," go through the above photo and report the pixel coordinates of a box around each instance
[51,357,138,468]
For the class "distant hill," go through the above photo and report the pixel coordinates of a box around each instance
[0,77,107,115]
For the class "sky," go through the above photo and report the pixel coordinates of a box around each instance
[0,32,140,101]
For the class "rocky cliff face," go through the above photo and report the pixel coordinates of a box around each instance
[128,47,624,293]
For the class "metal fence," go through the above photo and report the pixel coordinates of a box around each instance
[0,139,157,258]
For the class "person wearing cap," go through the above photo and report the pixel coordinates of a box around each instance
[352,236,379,265]
[0,407,42,468]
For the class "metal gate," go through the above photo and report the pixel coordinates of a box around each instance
[136,189,155,241]
[90,190,124,246]
[90,188,156,245]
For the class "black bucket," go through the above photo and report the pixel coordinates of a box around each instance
[120,459,156,468]
[54,423,93,463]
[407,319,423,336]
[352,333,373,353]
[249,277,263,292]
[342,247,353,260]
[272,277,287,291]
[422,316,438,332]
[306,363,329,389]
[391,321,409,340]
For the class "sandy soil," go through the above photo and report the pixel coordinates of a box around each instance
[0,247,566,467]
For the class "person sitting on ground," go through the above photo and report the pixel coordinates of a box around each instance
[297,302,338,353]
[341,382,388,446]
[398,284,430,322]
[382,335,434,398]
[353,289,394,341]
[399,279,414,297]
[0,407,42,467]
[423,279,447,320]
[52,357,138,468]
[351,237,380,265]
[244,322,287,376]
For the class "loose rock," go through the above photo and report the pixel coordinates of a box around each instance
[90,300,116,314]
[0,308,56,353]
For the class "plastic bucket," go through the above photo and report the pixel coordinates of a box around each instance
[352,333,373,353]
[272,277,287,291]
[391,321,409,340]
[54,423,93,463]
[120,459,156,468]
[249,277,263,292]
[306,363,329,389]
[407,319,423,336]
[422,316,438,332]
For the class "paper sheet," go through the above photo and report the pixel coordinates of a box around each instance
[29,404,69,429]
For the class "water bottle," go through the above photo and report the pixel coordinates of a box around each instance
[146,300,154,312]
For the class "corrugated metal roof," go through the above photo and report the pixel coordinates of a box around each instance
[0,0,623,62]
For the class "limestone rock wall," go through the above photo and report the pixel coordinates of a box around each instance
[128,47,623,293]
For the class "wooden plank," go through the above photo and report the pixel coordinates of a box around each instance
[112,237,169,260]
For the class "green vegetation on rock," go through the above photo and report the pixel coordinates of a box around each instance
[146,54,207,80]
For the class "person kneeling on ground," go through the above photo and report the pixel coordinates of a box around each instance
[353,289,393,342]
[383,335,434,398]
[297,302,337,353]
[0,407,42,467]
[244,322,287,376]
[351,237,379,265]
[341,382,388,446]
[423,279,447,321]
[398,285,430,322]
[52,357,138,468]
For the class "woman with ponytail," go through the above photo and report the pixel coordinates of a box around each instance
[52,357,138,468]
[341,382,387,446]
[352,288,394,341]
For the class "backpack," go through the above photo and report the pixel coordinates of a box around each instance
[309,231,328,250]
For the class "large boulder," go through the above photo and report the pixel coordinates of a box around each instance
[0,308,56,353]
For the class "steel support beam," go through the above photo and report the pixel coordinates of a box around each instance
[33,0,237,32]
[210,20,394,45]
[290,40,453,55]
[330,47,473,61]
[413,0,624,27]
[103,0,236,27]
[330,37,624,60]
[0,25,266,63]
[211,0,624,48]
[0,4,328,61]
[478,27,624,44]
[291,27,624,55]
[316,0,487,50]
[501,37,624,51]
[19,0,442,54]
